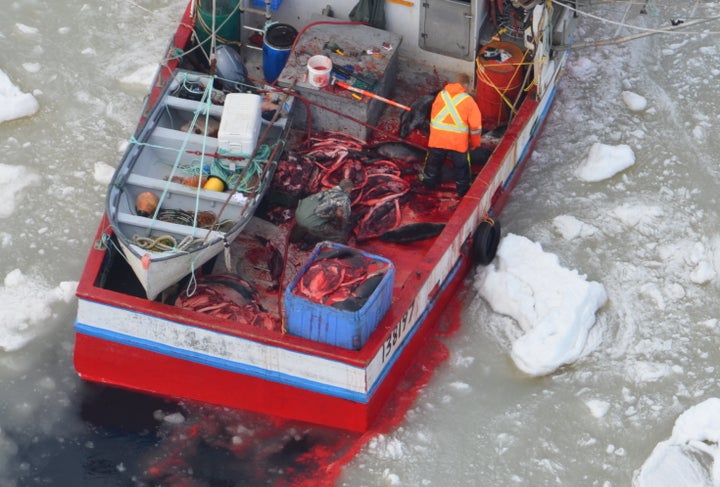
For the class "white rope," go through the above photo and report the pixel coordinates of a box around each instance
[551,0,720,49]
[552,0,720,36]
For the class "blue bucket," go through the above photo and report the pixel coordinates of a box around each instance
[262,23,297,83]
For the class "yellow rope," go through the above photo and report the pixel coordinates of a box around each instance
[474,46,531,119]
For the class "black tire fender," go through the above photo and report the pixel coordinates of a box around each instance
[472,219,501,265]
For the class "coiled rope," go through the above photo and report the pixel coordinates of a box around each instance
[132,234,202,252]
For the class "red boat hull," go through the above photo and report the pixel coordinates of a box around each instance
[73,0,570,433]
[75,247,473,432]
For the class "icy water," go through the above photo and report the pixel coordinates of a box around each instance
[2,1,720,485]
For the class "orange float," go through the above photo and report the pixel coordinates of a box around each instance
[135,191,159,217]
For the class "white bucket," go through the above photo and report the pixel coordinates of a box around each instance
[307,55,332,87]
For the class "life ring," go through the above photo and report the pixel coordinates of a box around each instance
[472,219,501,265]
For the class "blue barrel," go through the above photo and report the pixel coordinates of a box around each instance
[262,23,298,83]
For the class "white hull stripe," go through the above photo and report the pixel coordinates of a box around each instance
[364,256,463,398]
[76,299,371,397]
[74,257,461,405]
[75,320,372,402]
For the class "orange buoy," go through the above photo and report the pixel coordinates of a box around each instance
[181,175,208,188]
[203,176,226,192]
[135,191,159,217]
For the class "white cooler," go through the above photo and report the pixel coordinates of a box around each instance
[218,93,262,155]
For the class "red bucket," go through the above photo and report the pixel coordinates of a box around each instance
[475,41,525,129]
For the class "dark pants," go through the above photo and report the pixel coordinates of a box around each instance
[421,148,471,196]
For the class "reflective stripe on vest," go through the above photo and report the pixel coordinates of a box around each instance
[430,91,471,134]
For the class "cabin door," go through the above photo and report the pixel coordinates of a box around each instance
[419,0,474,60]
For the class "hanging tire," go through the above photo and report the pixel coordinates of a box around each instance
[472,219,501,265]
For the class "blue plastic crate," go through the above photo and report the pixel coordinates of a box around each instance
[285,242,395,350]
[252,0,282,10]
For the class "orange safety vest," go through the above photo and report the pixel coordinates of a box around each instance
[428,83,482,153]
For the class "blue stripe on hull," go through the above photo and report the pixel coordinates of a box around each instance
[75,255,464,406]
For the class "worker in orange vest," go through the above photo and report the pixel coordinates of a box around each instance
[420,73,482,197]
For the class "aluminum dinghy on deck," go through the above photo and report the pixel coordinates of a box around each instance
[106,69,293,300]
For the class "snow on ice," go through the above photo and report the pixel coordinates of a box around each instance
[94,161,117,186]
[474,141,630,376]
[0,269,77,352]
[475,112,720,483]
[622,90,648,112]
[575,142,635,182]
[475,233,607,376]
[119,64,159,89]
[0,72,78,352]
[0,163,40,218]
[0,69,39,124]
[634,398,720,486]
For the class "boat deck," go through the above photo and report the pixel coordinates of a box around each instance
[99,20,513,333]
[144,37,506,322]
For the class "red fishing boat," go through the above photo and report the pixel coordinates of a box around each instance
[74,0,577,432]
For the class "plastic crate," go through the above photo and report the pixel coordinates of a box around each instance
[285,242,395,350]
[252,0,282,11]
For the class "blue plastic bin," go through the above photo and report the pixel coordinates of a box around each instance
[285,242,395,350]
[253,0,283,10]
